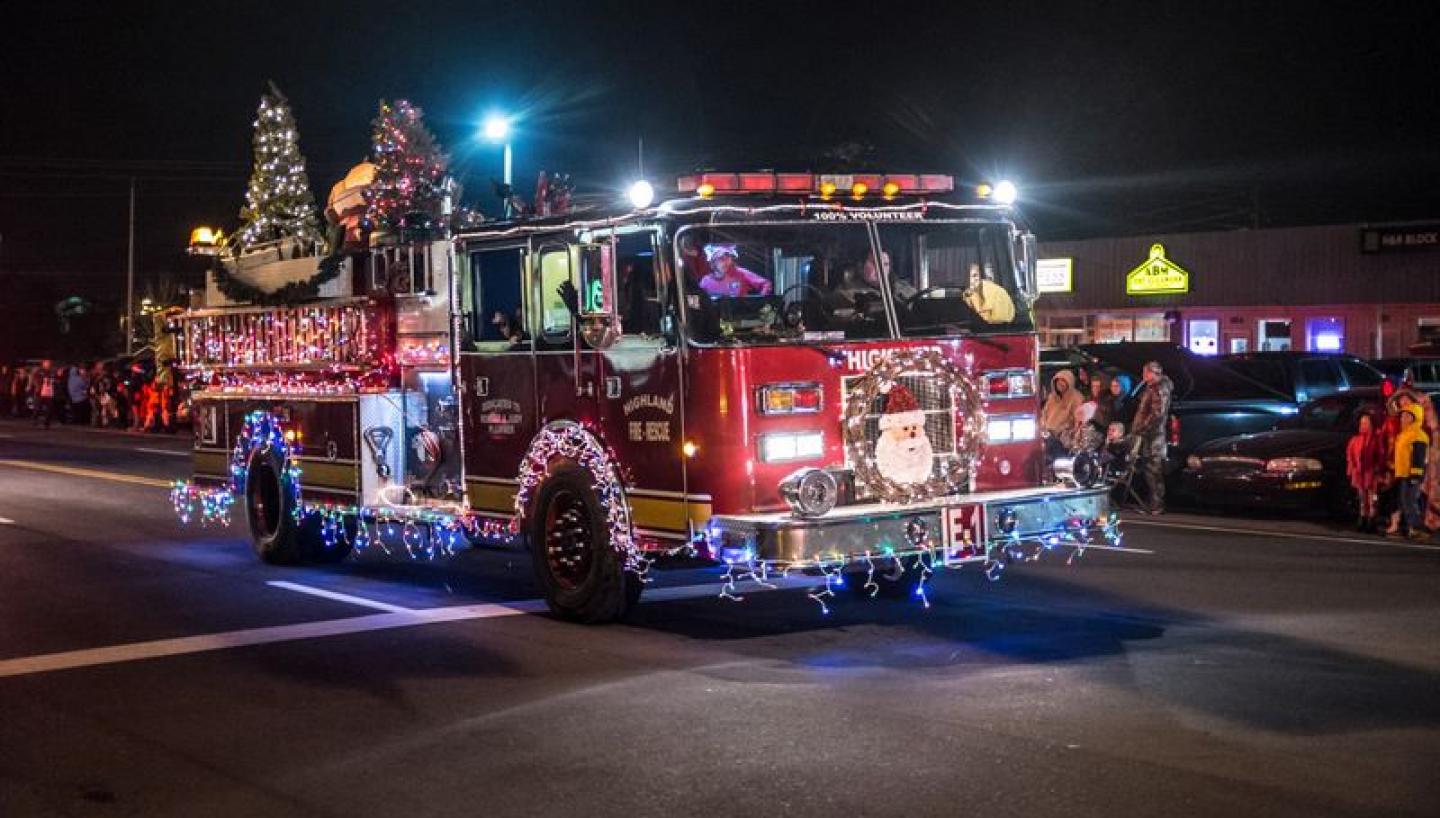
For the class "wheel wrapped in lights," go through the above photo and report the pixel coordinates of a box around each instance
[779,467,840,518]
[843,348,986,504]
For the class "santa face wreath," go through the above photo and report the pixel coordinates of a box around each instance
[843,349,986,504]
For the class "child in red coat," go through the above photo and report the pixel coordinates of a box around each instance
[1345,412,1386,532]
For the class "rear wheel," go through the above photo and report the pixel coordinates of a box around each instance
[528,464,640,623]
[245,445,309,564]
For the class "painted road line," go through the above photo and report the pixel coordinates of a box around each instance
[135,447,190,458]
[0,459,173,489]
[0,516,14,525]
[266,581,417,614]
[1126,518,1440,553]
[0,601,550,679]
[1072,544,1156,555]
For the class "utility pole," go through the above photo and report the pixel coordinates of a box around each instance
[126,178,135,354]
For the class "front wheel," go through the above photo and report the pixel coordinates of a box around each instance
[528,464,641,623]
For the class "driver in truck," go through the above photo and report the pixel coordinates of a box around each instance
[700,244,773,297]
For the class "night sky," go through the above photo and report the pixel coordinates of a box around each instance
[1,0,1437,343]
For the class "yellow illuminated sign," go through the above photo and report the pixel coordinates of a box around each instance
[1126,243,1190,295]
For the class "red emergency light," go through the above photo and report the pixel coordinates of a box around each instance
[677,172,954,198]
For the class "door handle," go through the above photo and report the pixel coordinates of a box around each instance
[605,376,622,399]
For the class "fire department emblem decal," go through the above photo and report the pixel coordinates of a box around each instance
[843,349,986,504]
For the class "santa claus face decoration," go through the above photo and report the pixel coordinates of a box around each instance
[843,349,986,504]
[874,384,935,484]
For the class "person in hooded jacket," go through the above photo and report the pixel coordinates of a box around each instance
[1129,360,1174,514]
[1391,403,1430,539]
[1041,369,1083,439]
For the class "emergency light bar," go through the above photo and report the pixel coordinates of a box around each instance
[677,172,954,199]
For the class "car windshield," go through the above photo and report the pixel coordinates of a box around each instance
[675,221,1031,346]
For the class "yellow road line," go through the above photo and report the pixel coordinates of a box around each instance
[0,459,173,489]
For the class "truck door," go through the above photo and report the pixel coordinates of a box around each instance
[582,228,694,546]
[532,240,602,427]
[459,243,537,524]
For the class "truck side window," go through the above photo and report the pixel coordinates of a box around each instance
[470,248,527,350]
[616,232,660,336]
[538,247,574,339]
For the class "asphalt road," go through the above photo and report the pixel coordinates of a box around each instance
[1,419,1438,818]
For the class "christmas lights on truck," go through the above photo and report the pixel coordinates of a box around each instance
[171,158,1121,622]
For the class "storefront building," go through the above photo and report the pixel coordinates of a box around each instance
[1035,220,1440,358]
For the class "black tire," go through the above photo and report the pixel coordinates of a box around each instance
[528,463,640,623]
[244,444,308,564]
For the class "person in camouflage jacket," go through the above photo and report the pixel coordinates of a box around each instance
[1130,361,1174,514]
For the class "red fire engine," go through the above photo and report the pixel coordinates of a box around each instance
[172,171,1118,622]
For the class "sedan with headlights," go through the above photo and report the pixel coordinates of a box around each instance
[1180,391,1384,515]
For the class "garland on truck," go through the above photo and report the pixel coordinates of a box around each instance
[208,252,347,306]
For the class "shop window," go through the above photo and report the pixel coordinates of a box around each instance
[1258,319,1292,351]
[1227,336,1249,354]
[1305,317,1344,352]
[1134,314,1168,342]
[1094,315,1134,343]
[1187,319,1219,356]
[1419,318,1440,345]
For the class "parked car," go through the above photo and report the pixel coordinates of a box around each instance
[1180,390,1384,515]
[1218,351,1386,405]
[1046,342,1296,479]
[1371,357,1440,397]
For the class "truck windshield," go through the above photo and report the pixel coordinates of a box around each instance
[676,221,1031,346]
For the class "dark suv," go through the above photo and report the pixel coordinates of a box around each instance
[1219,352,1386,405]
[1371,357,1440,397]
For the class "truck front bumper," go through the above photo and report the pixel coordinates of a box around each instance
[704,485,1116,567]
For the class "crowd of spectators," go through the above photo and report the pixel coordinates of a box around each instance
[0,359,182,433]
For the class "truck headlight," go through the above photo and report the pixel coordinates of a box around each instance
[1265,457,1323,473]
[987,414,1037,443]
[779,468,839,518]
[758,431,824,463]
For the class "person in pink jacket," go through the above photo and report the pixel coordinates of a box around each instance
[699,245,772,297]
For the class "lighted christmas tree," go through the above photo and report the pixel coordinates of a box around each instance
[235,82,323,249]
[364,99,450,230]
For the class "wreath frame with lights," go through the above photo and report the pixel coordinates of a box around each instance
[842,348,987,504]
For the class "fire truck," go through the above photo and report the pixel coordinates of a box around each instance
[172,171,1118,622]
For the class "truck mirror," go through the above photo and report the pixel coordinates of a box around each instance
[579,244,622,349]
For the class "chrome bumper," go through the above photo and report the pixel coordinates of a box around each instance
[705,485,1114,566]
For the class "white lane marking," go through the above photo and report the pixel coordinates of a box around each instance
[135,447,190,458]
[1073,544,1155,555]
[266,581,416,613]
[0,601,549,679]
[1126,518,1440,553]
[0,516,14,525]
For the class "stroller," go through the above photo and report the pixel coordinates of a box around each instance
[1049,403,1133,492]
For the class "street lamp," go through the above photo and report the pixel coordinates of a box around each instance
[481,114,512,186]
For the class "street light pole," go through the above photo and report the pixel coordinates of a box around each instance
[126,177,136,355]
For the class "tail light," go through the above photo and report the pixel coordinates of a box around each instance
[757,383,822,415]
[1167,415,1181,447]
[982,369,1035,400]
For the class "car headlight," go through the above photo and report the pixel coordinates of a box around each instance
[758,431,824,463]
[1265,456,1323,473]
[1186,455,1202,471]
